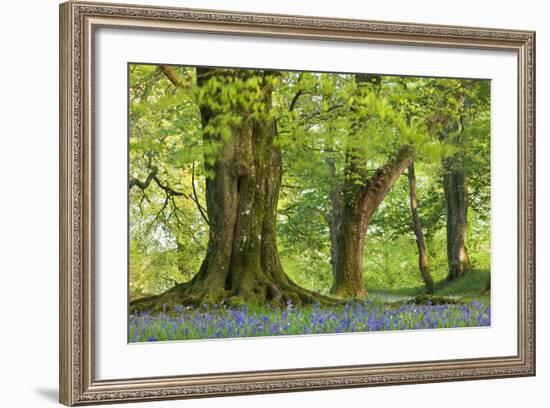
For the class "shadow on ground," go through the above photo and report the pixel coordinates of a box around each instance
[34,388,58,402]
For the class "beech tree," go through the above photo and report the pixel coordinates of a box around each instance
[427,84,483,281]
[278,74,430,298]
[439,84,490,281]
[132,67,330,311]
[329,143,414,297]
[442,117,471,281]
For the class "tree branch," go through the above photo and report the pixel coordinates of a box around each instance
[289,89,303,112]
[152,174,185,197]
[129,165,158,190]
[160,65,185,88]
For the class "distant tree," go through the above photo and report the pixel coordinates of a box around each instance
[428,81,490,280]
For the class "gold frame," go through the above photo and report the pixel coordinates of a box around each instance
[59,1,536,405]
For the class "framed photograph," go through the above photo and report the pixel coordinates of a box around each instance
[59,1,535,405]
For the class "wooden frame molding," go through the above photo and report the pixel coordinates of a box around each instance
[59,1,535,405]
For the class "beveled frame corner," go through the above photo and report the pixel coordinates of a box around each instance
[59,1,535,405]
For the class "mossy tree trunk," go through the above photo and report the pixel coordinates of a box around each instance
[326,75,416,299]
[439,105,471,281]
[428,92,472,282]
[131,68,331,312]
[329,145,415,298]
[443,151,471,281]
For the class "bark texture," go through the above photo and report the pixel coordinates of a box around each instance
[131,68,332,312]
[407,162,435,294]
[329,145,415,298]
[443,151,471,280]
[432,95,471,281]
[326,75,416,299]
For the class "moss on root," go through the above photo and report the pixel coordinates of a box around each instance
[130,279,339,314]
[410,294,464,305]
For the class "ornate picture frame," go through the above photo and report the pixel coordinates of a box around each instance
[59,1,535,405]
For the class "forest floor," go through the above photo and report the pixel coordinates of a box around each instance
[129,269,491,342]
[367,268,490,304]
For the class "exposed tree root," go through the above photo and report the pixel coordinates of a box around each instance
[130,275,338,314]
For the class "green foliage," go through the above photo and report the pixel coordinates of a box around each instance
[128,63,491,304]
[280,247,333,294]
[129,64,208,297]
[129,240,182,300]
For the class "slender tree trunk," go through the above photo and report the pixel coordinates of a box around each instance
[131,68,331,312]
[330,145,415,298]
[325,156,341,281]
[407,162,435,294]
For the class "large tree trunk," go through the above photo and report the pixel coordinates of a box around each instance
[131,68,330,312]
[443,152,471,281]
[407,162,435,293]
[327,74,416,298]
[330,145,415,298]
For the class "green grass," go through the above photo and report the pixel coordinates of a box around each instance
[368,268,490,303]
[281,244,491,305]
